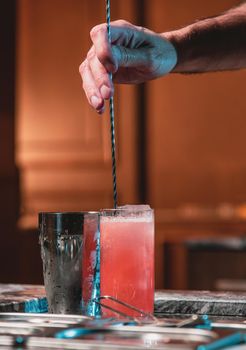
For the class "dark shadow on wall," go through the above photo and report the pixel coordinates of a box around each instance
[0,0,21,282]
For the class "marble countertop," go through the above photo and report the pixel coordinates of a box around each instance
[0,284,47,312]
[154,290,246,317]
[0,284,246,317]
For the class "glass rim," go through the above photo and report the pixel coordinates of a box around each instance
[100,207,153,215]
[38,211,99,215]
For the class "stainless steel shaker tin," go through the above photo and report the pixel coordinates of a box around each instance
[39,212,99,315]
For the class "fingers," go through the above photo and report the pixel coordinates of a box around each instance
[88,48,114,99]
[79,46,115,114]
[90,24,117,73]
[79,60,105,114]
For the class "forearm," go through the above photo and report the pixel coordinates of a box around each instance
[163,3,246,73]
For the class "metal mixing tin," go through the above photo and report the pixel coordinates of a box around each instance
[0,312,246,349]
[0,314,217,349]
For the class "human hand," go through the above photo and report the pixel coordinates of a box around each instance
[79,20,177,114]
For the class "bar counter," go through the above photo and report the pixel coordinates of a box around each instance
[1,284,246,317]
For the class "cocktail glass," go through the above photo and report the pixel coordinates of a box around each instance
[99,205,154,317]
[81,212,100,316]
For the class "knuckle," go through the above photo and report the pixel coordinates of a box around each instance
[83,83,94,96]
[137,25,145,33]
[90,24,106,39]
[87,50,94,61]
[113,19,131,27]
[96,48,109,64]
[79,60,87,74]
[94,75,106,87]
[90,25,98,38]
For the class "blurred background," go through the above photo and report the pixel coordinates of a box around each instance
[0,0,246,290]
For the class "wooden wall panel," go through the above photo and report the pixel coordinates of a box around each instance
[16,0,140,229]
[145,0,246,288]
[146,0,246,209]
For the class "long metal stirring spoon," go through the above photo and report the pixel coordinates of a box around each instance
[106,0,118,209]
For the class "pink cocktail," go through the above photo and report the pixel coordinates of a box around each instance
[100,205,154,317]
